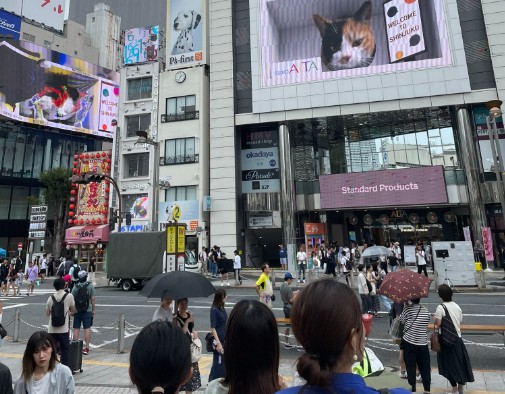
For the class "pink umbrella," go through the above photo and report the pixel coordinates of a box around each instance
[378,270,433,303]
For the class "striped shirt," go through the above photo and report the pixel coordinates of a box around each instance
[399,303,431,346]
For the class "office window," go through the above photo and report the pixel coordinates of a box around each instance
[124,153,149,178]
[164,138,197,165]
[127,77,152,101]
[10,186,29,219]
[165,186,197,201]
[165,95,197,121]
[0,186,11,219]
[126,114,151,138]
[22,33,35,42]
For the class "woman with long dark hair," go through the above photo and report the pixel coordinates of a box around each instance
[275,280,409,394]
[434,284,474,394]
[205,300,283,394]
[14,331,74,394]
[209,288,227,381]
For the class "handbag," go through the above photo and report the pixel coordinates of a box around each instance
[430,322,441,352]
[388,318,404,342]
[270,294,276,302]
[440,304,459,347]
[0,323,7,339]
[190,337,202,363]
[205,332,215,352]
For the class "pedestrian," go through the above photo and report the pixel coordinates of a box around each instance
[152,291,174,322]
[0,259,8,296]
[340,250,351,286]
[233,250,241,286]
[388,251,399,273]
[68,259,81,291]
[255,263,273,308]
[47,256,55,277]
[199,247,208,276]
[275,280,410,394]
[369,264,381,317]
[0,361,13,394]
[13,331,74,394]
[357,264,370,314]
[174,298,201,393]
[71,270,95,356]
[399,298,431,393]
[296,245,307,283]
[377,265,392,313]
[434,284,474,394]
[46,278,75,367]
[216,247,230,287]
[473,240,486,270]
[280,272,298,349]
[209,247,217,279]
[6,263,17,296]
[415,245,428,277]
[15,268,23,295]
[25,261,38,296]
[312,251,320,279]
[130,320,192,394]
[279,244,288,271]
[204,300,284,394]
[0,301,3,348]
[40,253,47,283]
[209,288,227,382]
[87,256,96,285]
[392,242,402,267]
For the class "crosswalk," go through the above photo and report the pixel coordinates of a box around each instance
[0,289,53,302]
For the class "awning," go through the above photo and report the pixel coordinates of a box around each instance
[65,224,109,244]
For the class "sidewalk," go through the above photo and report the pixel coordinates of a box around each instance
[0,339,504,393]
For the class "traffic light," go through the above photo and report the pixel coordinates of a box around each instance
[125,213,132,226]
[69,174,88,184]
[109,208,118,232]
[86,173,106,182]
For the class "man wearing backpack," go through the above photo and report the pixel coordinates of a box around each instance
[72,270,95,355]
[45,278,75,367]
[68,259,81,291]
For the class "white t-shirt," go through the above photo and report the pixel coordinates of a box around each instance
[434,301,463,337]
[340,257,349,273]
[152,306,173,322]
[41,259,47,270]
[233,255,241,269]
[297,251,307,264]
[416,250,426,266]
[31,373,50,394]
[358,272,368,295]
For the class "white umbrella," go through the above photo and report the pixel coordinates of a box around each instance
[361,246,392,257]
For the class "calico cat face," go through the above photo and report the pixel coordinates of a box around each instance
[314,1,375,71]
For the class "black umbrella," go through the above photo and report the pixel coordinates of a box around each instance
[139,271,216,299]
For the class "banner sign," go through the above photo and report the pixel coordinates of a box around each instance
[259,0,451,87]
[0,9,21,40]
[463,226,471,242]
[320,166,448,209]
[158,200,199,231]
[28,205,48,239]
[0,41,119,138]
[123,26,160,64]
[241,129,280,193]
[482,227,494,262]
[22,0,66,31]
[167,0,205,69]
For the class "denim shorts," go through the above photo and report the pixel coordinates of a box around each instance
[73,311,92,329]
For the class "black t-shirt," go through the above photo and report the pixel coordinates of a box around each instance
[0,264,9,279]
[388,255,398,266]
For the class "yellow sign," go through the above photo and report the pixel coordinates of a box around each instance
[172,204,181,222]
[167,226,176,254]
[177,225,185,253]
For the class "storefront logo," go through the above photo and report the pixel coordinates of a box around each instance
[391,210,408,219]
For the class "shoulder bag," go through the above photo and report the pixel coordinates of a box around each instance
[439,304,459,347]
[176,316,202,363]
[430,321,441,352]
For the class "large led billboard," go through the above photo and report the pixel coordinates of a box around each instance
[320,166,447,209]
[123,26,160,64]
[21,0,66,31]
[260,0,451,87]
[0,40,119,138]
[0,9,21,40]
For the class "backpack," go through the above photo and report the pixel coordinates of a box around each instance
[354,249,361,260]
[75,283,90,313]
[440,304,459,347]
[72,265,81,280]
[63,260,73,275]
[51,293,68,327]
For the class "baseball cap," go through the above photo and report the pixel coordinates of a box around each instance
[78,270,88,279]
[284,272,293,281]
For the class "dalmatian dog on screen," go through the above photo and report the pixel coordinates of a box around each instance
[171,10,201,55]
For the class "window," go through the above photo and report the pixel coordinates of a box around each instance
[124,153,149,178]
[0,186,11,219]
[126,114,151,138]
[43,40,51,48]
[127,77,152,101]
[164,138,197,165]
[22,33,35,42]
[165,186,197,201]
[10,186,29,219]
[165,95,197,121]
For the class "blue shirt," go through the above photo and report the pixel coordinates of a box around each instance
[210,306,227,343]
[276,373,411,394]
[279,248,287,259]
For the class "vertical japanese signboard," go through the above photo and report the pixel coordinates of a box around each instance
[28,205,48,239]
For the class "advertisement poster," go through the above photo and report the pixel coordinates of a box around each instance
[463,226,471,242]
[320,166,447,209]
[21,0,66,31]
[158,200,199,231]
[482,227,494,262]
[122,194,149,219]
[74,151,112,225]
[0,40,119,138]
[0,9,21,40]
[0,0,22,16]
[123,25,160,64]
[473,106,505,172]
[167,0,204,69]
[259,0,451,86]
[241,129,281,193]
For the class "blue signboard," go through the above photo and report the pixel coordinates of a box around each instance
[0,10,21,40]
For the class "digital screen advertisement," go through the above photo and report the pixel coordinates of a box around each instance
[260,0,451,86]
[167,0,204,69]
[123,25,160,64]
[0,9,21,40]
[122,194,149,219]
[0,40,119,138]
[241,129,281,193]
[320,166,448,209]
[158,200,199,231]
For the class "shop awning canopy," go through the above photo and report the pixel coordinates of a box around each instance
[65,224,109,244]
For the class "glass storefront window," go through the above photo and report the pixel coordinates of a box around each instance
[10,186,29,219]
[33,134,45,178]
[24,135,35,178]
[13,134,26,176]
[2,132,16,176]
[0,186,11,219]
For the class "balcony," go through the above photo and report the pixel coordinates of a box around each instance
[161,111,199,123]
[161,154,199,165]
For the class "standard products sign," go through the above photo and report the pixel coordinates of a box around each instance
[320,166,447,209]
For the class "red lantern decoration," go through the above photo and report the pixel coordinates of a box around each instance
[104,202,108,207]
[69,204,75,210]
[96,218,101,224]
[105,158,111,163]
[95,153,100,158]
[105,187,109,193]
[69,212,75,217]
[73,161,78,166]
[79,219,84,225]
[101,152,107,157]
[73,219,78,225]
[79,154,84,159]
[72,168,78,173]
[70,190,76,195]
[85,219,90,224]
[85,154,90,159]
[69,197,75,202]
[91,219,96,224]
[68,219,73,224]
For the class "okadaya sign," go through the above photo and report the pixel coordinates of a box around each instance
[320,166,447,209]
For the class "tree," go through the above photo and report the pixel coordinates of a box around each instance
[40,168,72,260]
